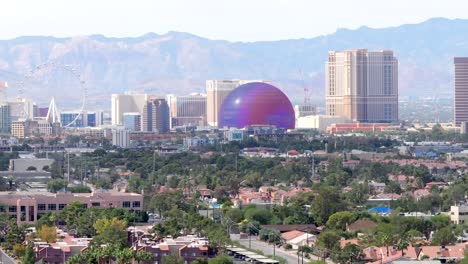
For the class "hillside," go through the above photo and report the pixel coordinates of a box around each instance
[0,17,467,109]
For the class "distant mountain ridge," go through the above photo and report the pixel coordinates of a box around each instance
[0,17,466,109]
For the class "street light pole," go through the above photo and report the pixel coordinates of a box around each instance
[272,233,275,257]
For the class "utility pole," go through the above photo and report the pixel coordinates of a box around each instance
[67,152,70,183]
[153,149,157,173]
[248,222,252,249]
[270,232,275,257]
[273,240,275,257]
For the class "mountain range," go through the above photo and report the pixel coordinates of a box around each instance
[0,17,467,109]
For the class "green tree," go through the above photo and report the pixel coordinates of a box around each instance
[239,220,260,235]
[50,161,62,178]
[22,246,35,264]
[4,219,26,250]
[316,230,340,258]
[93,217,128,248]
[115,247,134,264]
[47,179,68,193]
[12,243,26,258]
[38,225,57,243]
[208,255,234,264]
[429,215,450,230]
[225,208,243,224]
[310,187,345,225]
[244,207,277,225]
[432,226,456,246]
[461,249,468,264]
[331,243,365,264]
[134,250,153,264]
[326,211,356,231]
[192,258,209,264]
[61,201,85,231]
[405,229,423,245]
[376,224,397,257]
[207,224,230,252]
[162,254,184,264]
[396,237,409,256]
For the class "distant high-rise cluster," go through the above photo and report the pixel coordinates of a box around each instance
[325,49,398,123]
[111,93,170,133]
[0,48,405,140]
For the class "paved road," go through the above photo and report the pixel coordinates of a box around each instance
[0,248,16,264]
[231,234,323,264]
[231,234,334,264]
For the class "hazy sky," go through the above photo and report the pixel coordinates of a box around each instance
[2,0,468,41]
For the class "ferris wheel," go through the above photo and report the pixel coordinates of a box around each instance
[16,61,87,127]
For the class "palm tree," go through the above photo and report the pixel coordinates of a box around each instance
[377,231,394,257]
[115,248,134,264]
[396,237,409,256]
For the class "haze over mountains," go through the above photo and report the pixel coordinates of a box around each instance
[0,17,466,109]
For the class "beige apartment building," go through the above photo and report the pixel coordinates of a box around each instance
[454,57,468,126]
[326,49,398,123]
[0,190,143,224]
[206,80,267,127]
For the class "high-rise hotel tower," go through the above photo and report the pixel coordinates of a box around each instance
[454,57,468,126]
[326,49,398,123]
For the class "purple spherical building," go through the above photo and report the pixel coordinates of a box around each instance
[218,82,295,129]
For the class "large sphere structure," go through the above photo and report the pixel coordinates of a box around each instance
[219,82,295,129]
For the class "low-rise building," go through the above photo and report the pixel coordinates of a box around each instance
[450,204,468,224]
[296,115,350,131]
[136,236,215,264]
[327,123,393,133]
[0,190,143,224]
[9,158,54,172]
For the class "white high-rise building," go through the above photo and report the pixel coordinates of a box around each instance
[8,98,35,121]
[206,80,267,127]
[325,49,398,123]
[112,129,130,148]
[111,93,148,125]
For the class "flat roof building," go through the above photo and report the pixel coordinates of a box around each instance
[0,190,143,224]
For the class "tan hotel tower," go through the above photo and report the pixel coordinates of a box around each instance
[325,49,398,123]
[454,57,468,126]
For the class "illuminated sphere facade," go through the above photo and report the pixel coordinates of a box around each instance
[219,82,295,129]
